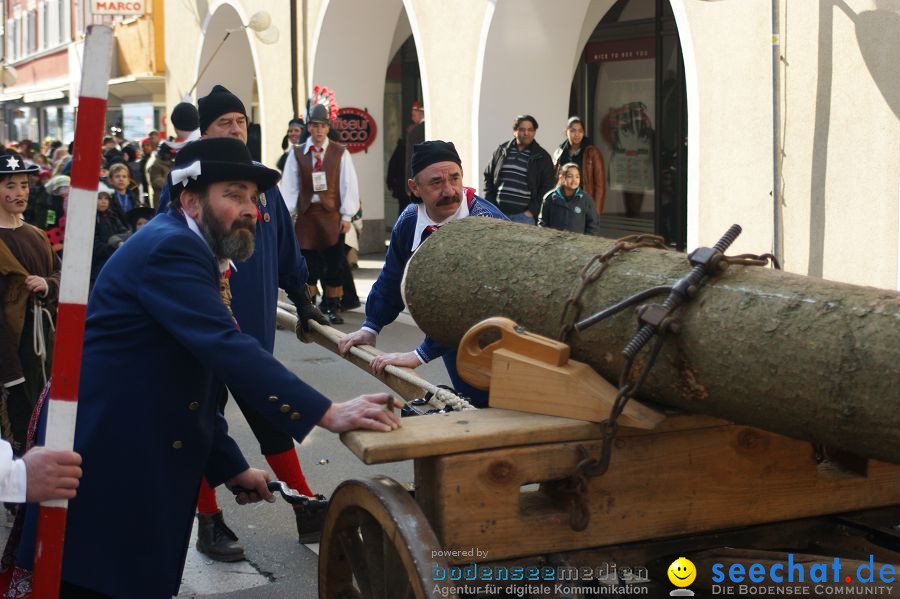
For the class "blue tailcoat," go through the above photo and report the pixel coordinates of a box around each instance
[18,211,330,598]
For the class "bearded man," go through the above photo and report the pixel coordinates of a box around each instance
[14,137,398,598]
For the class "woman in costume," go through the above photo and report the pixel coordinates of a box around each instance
[0,154,60,452]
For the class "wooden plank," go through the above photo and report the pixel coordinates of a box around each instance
[341,407,727,465]
[420,424,900,562]
[488,348,664,428]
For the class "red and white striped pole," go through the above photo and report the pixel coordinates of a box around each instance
[33,25,113,597]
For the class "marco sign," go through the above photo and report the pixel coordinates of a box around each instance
[92,1,146,16]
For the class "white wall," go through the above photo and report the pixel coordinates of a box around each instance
[475,0,593,191]
[310,0,409,223]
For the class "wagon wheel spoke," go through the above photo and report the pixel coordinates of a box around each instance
[320,476,456,599]
[358,515,388,597]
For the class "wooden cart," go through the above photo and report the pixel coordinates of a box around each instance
[318,408,900,598]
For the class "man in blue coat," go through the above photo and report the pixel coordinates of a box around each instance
[160,86,331,558]
[16,137,398,598]
[338,141,507,406]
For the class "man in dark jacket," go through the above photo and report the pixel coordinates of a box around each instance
[483,114,555,224]
[16,137,398,598]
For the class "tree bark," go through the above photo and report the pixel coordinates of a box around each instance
[403,219,900,464]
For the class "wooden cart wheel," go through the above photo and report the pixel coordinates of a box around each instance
[319,476,452,599]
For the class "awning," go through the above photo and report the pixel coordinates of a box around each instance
[107,74,165,102]
[23,89,66,103]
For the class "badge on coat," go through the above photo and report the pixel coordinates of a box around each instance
[263,212,271,222]
[574,206,582,214]
[259,193,267,207]
[312,171,328,193]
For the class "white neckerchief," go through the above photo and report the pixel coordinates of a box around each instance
[182,210,235,274]
[411,196,470,251]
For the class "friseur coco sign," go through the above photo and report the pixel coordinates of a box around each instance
[332,108,377,154]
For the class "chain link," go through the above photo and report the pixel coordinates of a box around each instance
[557,234,667,342]
[556,226,782,532]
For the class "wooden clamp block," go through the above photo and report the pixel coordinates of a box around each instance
[456,317,663,429]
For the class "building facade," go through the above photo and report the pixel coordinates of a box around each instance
[0,0,164,144]
[161,0,900,290]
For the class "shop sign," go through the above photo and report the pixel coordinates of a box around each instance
[584,38,655,63]
[92,1,146,16]
[332,107,377,153]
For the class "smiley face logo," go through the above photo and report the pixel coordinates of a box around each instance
[668,557,696,587]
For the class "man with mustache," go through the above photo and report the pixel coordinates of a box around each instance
[14,137,399,597]
[337,141,507,406]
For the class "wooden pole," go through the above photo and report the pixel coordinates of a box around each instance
[402,219,900,464]
[276,303,471,410]
[33,25,113,596]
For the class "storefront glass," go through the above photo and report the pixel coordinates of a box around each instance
[571,0,687,249]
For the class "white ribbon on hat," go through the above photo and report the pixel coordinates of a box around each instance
[170,160,202,187]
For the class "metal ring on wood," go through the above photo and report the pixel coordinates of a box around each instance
[319,476,452,599]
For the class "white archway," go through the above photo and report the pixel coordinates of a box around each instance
[474,0,699,246]
[194,2,266,157]
[310,0,426,251]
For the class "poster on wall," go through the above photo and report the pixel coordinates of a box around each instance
[605,99,654,193]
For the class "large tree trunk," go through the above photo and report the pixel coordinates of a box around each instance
[403,219,900,464]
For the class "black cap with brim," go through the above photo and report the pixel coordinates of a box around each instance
[168,137,280,195]
[0,154,40,176]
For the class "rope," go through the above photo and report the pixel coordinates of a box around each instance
[32,298,56,385]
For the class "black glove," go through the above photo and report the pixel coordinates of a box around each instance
[291,288,329,343]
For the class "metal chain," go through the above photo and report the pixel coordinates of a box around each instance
[557,234,667,342]
[557,225,782,532]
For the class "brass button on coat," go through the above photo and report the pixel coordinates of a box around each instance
[268,395,278,402]
[188,402,200,411]
[172,440,183,449]
[280,404,291,413]
[290,412,301,421]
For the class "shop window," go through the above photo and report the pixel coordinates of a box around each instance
[570,0,687,250]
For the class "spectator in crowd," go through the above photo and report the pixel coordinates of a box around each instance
[483,114,555,224]
[44,175,70,255]
[146,141,176,208]
[108,162,141,213]
[538,162,599,235]
[138,136,155,199]
[0,154,61,452]
[126,206,155,232]
[551,116,606,215]
[121,143,144,186]
[277,118,304,173]
[91,184,131,286]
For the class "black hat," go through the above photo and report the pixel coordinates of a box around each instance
[125,206,156,230]
[171,102,200,132]
[288,117,304,128]
[198,85,247,133]
[168,137,279,195]
[410,141,462,177]
[0,154,39,176]
[307,104,330,125]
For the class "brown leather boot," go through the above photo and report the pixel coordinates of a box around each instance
[196,511,245,562]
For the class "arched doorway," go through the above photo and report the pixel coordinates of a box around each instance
[195,3,261,159]
[311,0,423,252]
[569,0,688,249]
[475,0,690,249]
[383,24,423,223]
